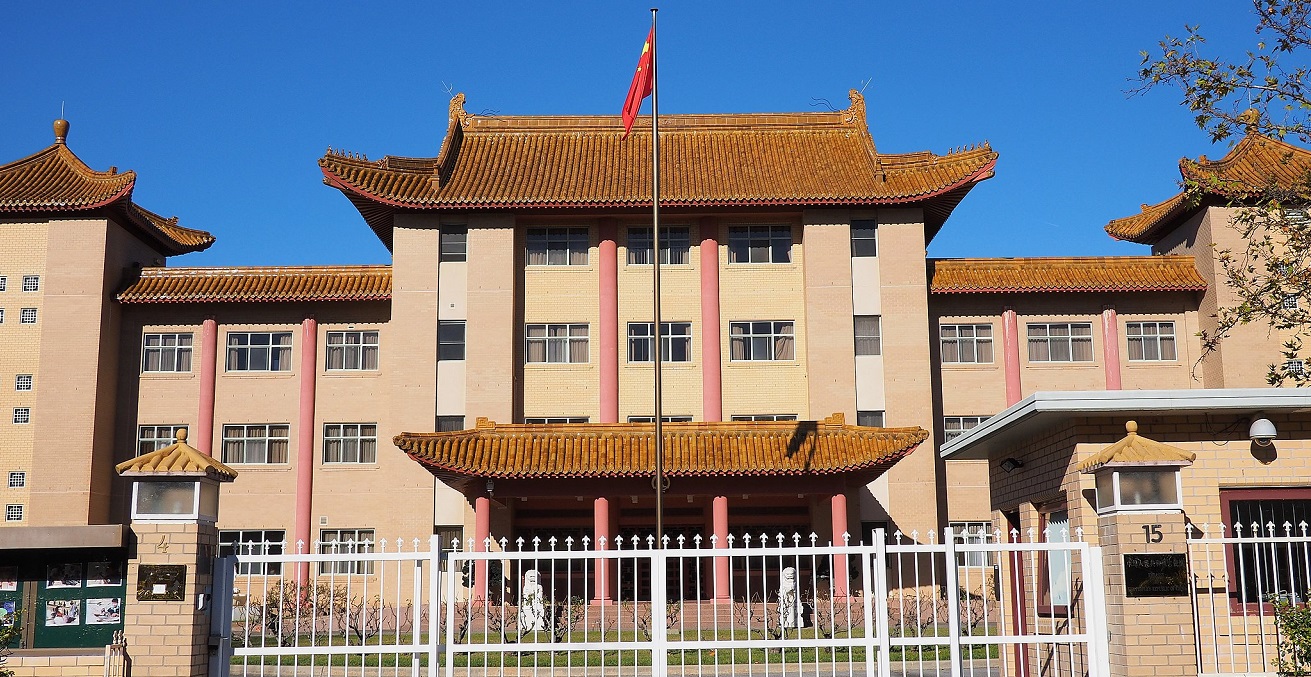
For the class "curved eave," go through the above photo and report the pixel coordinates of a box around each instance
[931,284,1206,294]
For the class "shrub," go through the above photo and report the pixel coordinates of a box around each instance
[1273,595,1311,676]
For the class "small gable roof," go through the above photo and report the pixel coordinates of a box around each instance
[116,429,237,481]
[1077,421,1196,472]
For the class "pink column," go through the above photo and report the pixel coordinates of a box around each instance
[294,317,318,574]
[196,317,218,456]
[1002,308,1023,406]
[830,492,850,597]
[593,497,614,603]
[1101,306,1122,390]
[473,495,491,601]
[700,217,723,421]
[599,220,619,422]
[713,495,729,601]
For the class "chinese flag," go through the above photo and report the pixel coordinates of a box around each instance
[622,28,654,137]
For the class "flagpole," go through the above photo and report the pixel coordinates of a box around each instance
[649,6,665,548]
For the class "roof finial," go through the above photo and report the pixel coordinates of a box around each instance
[53,117,69,145]
[176,428,188,442]
[1125,420,1138,435]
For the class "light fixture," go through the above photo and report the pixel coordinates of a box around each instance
[485,479,495,496]
[1249,416,1278,446]
[1000,458,1024,473]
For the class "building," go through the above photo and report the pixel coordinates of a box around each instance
[0,91,1302,649]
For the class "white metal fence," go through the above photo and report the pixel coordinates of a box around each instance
[1187,521,1311,676]
[213,528,1108,677]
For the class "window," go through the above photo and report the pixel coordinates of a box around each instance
[19,308,36,324]
[524,417,589,424]
[21,276,39,292]
[951,521,993,567]
[142,333,194,372]
[12,408,29,425]
[7,472,24,488]
[323,423,378,464]
[1027,323,1093,362]
[435,416,466,432]
[14,375,31,392]
[940,324,994,363]
[851,220,878,257]
[138,425,187,456]
[854,316,882,356]
[1223,489,1311,605]
[1284,295,1300,311]
[944,416,989,442]
[434,525,465,553]
[1126,322,1177,361]
[227,332,293,371]
[5,505,21,522]
[219,529,285,575]
[325,331,379,371]
[728,225,791,264]
[319,529,376,574]
[730,414,798,422]
[1041,510,1072,611]
[729,321,794,361]
[1287,359,1308,376]
[525,324,589,363]
[0,277,6,291]
[857,410,885,427]
[627,322,692,362]
[0,309,4,324]
[526,227,589,266]
[440,226,468,262]
[438,322,466,361]
[221,424,290,464]
[627,226,690,265]
[627,415,693,423]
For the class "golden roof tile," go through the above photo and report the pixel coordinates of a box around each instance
[116,429,238,481]
[1077,421,1196,473]
[117,265,391,304]
[929,256,1207,293]
[0,122,214,255]
[320,92,997,248]
[394,414,927,482]
[1106,132,1311,244]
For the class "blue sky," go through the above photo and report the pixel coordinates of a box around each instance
[0,2,1262,266]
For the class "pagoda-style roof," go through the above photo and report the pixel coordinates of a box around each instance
[320,92,997,248]
[116,429,238,481]
[1077,421,1196,473]
[0,120,214,256]
[1106,131,1311,244]
[117,265,391,304]
[929,256,1207,294]
[394,414,927,491]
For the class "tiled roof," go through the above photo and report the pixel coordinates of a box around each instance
[320,92,997,248]
[394,414,927,483]
[117,265,391,304]
[0,123,214,255]
[1077,421,1195,473]
[929,256,1207,294]
[1106,132,1311,243]
[116,429,238,481]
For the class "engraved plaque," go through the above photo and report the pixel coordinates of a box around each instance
[136,564,186,601]
[1123,553,1189,598]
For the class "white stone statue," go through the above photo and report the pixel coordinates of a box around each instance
[778,566,806,629]
[518,569,547,633]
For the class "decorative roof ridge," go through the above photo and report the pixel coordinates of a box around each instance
[0,143,138,185]
[931,254,1194,266]
[403,413,927,438]
[1077,420,1196,473]
[136,264,391,277]
[1180,130,1309,179]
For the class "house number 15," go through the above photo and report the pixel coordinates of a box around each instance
[1142,524,1163,543]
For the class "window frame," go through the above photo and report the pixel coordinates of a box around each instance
[0,277,6,292]
[1125,321,1177,362]
[12,408,30,425]
[142,332,195,373]
[1026,322,1094,363]
[525,323,590,364]
[729,321,795,361]
[850,220,878,257]
[727,225,792,264]
[14,375,32,392]
[324,330,379,371]
[950,520,994,568]
[435,416,466,432]
[226,331,293,372]
[318,528,376,575]
[438,321,466,361]
[523,416,589,424]
[854,316,882,356]
[627,415,694,423]
[220,424,290,465]
[627,322,693,363]
[856,410,885,427]
[1220,487,1311,613]
[1037,508,1073,617]
[440,225,468,262]
[7,472,24,488]
[525,227,589,266]
[19,308,36,324]
[940,323,995,364]
[137,425,188,456]
[21,276,39,292]
[626,226,691,265]
[943,416,989,442]
[729,414,798,422]
[322,423,379,465]
[219,529,286,575]
[5,505,22,522]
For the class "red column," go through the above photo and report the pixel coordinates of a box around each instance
[474,495,491,601]
[593,496,613,603]
[700,218,723,421]
[599,219,620,422]
[1002,308,1023,406]
[713,495,729,601]
[196,317,218,456]
[1101,306,1122,390]
[831,492,850,597]
[294,317,318,576]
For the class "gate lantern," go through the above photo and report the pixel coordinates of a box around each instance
[117,429,237,522]
[1079,420,1193,515]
